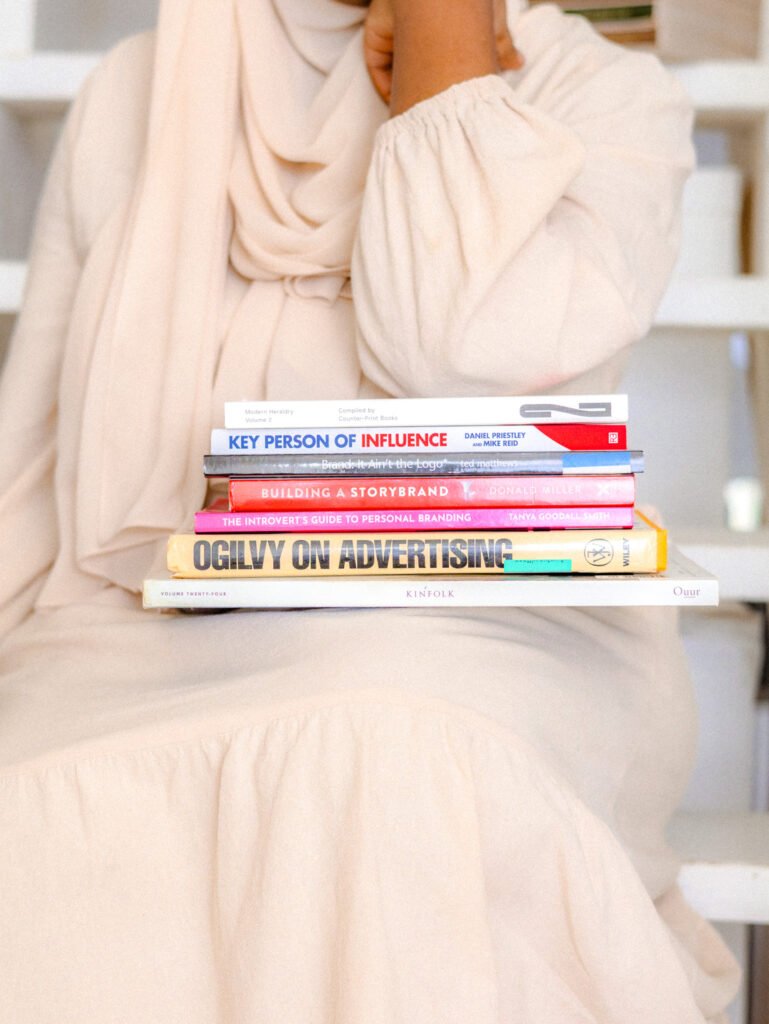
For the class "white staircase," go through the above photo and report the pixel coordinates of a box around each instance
[672,812,769,924]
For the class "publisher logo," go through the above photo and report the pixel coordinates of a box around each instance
[608,431,619,445]
[674,586,701,599]
[584,539,613,567]
[519,401,612,419]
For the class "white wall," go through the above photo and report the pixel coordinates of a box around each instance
[35,0,157,51]
[0,2,158,364]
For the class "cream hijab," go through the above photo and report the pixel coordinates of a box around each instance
[71,0,386,589]
[68,0,525,591]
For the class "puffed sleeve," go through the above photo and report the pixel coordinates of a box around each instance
[352,4,695,397]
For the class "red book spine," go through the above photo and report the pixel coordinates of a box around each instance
[229,474,636,511]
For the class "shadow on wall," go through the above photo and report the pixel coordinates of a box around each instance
[34,0,158,51]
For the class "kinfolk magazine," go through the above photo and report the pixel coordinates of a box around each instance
[143,546,717,610]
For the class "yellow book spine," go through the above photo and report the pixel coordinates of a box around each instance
[167,525,666,578]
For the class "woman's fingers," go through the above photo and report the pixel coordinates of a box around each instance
[363,0,394,103]
[497,31,525,71]
[366,58,393,105]
[494,0,525,70]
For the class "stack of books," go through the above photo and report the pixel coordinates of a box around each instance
[143,393,718,610]
[529,1,656,45]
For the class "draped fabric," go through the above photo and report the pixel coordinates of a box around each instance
[68,0,393,591]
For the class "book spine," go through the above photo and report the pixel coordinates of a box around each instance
[223,394,629,428]
[167,527,663,578]
[194,505,635,533]
[143,570,720,610]
[205,450,643,478]
[211,424,628,455]
[229,474,636,511]
[543,1,652,11]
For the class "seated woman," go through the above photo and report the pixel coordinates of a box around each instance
[0,0,740,1020]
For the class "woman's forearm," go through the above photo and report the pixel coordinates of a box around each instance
[390,0,497,115]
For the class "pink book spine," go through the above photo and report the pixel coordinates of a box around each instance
[194,506,635,533]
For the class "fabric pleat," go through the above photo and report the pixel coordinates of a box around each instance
[0,691,729,1024]
[71,0,390,591]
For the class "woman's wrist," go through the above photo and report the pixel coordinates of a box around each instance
[390,0,497,115]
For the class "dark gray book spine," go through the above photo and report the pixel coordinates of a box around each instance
[203,451,644,478]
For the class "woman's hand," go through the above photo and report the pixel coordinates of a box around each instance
[363,0,524,109]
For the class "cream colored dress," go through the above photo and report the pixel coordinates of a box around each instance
[0,2,741,1021]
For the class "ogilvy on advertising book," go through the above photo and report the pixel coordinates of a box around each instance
[167,514,666,578]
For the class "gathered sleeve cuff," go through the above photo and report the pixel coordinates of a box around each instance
[351,7,695,397]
